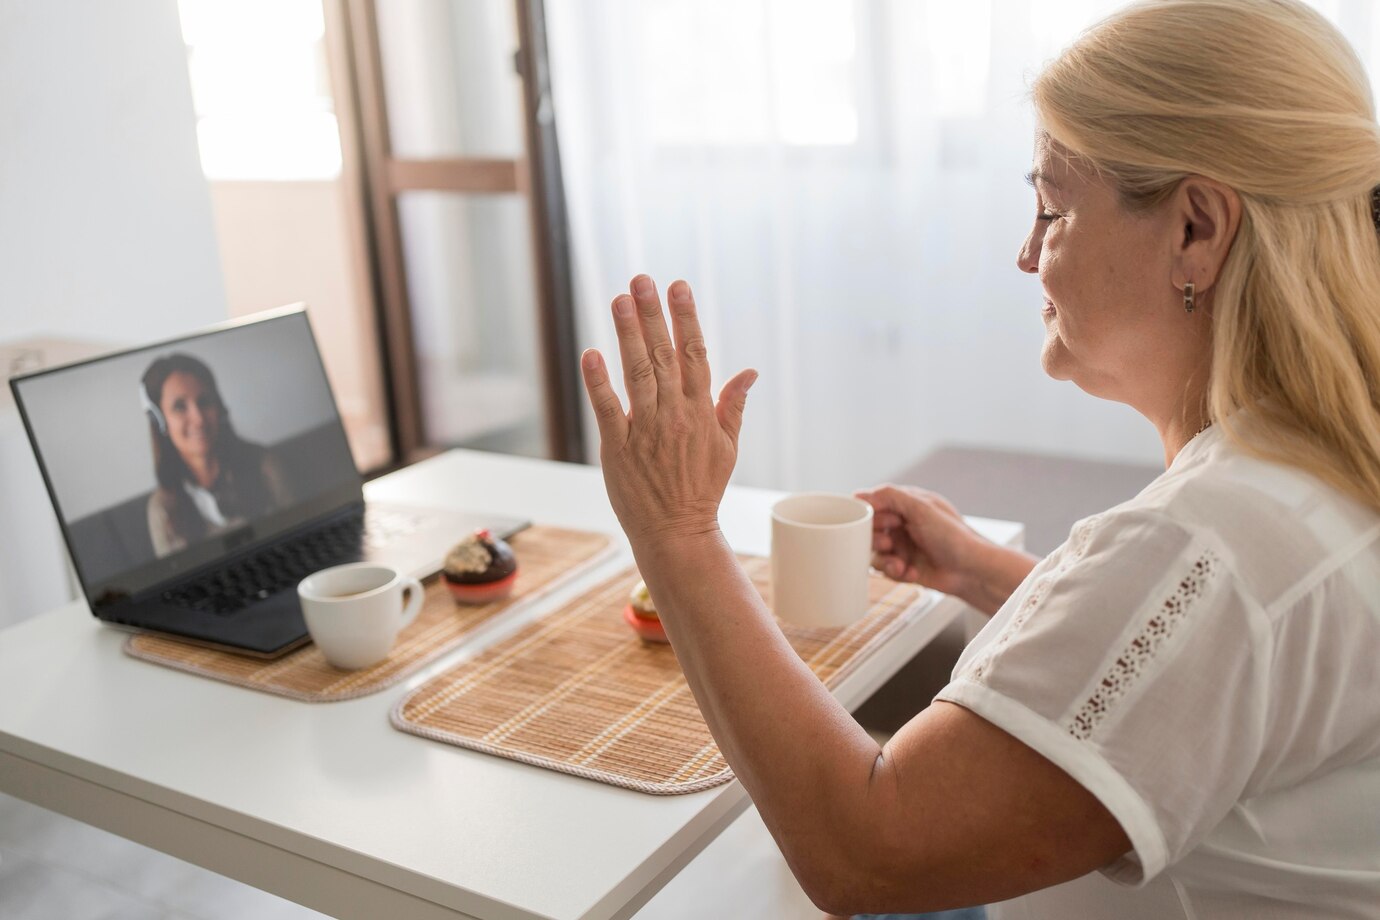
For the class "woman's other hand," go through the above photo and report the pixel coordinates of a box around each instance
[855,484,1039,615]
[579,275,757,548]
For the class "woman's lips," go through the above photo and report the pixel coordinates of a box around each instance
[1042,298,1057,317]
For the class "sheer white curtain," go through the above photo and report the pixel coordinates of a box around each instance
[546,0,1380,492]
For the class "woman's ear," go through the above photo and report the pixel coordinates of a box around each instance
[1172,176,1242,292]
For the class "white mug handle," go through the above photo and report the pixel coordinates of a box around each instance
[398,577,424,630]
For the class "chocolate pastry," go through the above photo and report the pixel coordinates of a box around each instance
[443,529,518,604]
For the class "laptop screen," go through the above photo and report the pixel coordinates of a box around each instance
[11,309,362,609]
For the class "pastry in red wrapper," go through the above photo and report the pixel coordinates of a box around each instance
[443,529,518,604]
[624,579,669,643]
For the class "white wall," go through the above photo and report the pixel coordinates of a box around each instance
[0,0,225,343]
[0,0,225,625]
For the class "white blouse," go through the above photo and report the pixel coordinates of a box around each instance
[935,425,1380,919]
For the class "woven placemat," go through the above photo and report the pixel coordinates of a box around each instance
[123,526,612,702]
[391,557,931,794]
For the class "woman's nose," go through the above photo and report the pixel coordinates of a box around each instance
[1016,228,1040,274]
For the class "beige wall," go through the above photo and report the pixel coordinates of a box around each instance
[208,179,390,472]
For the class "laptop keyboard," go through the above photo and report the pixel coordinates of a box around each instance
[162,510,420,616]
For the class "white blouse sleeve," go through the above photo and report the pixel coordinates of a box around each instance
[934,508,1270,885]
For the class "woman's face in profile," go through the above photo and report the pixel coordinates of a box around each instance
[159,370,222,462]
[1015,135,1191,406]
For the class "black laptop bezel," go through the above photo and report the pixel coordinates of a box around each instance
[7,304,365,621]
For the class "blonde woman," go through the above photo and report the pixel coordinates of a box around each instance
[578,0,1380,916]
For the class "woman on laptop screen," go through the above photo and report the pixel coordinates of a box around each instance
[140,353,292,557]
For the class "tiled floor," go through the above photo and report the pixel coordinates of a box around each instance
[0,792,328,920]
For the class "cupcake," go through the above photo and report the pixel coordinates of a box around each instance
[623,579,669,643]
[443,529,518,604]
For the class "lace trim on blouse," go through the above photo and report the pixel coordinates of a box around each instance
[967,516,1101,683]
[1066,549,1222,741]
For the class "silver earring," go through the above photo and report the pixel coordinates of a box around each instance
[1183,281,1196,314]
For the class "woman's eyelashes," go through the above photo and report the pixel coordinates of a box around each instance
[169,397,217,418]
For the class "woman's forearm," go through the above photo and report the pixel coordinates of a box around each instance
[958,541,1040,616]
[632,530,885,901]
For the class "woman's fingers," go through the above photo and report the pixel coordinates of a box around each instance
[858,484,907,511]
[607,273,753,447]
[857,490,908,527]
[872,554,905,576]
[613,294,658,416]
[629,275,681,401]
[858,486,932,531]
[872,510,906,531]
[872,552,917,582]
[715,368,758,444]
[668,280,711,399]
[580,348,629,445]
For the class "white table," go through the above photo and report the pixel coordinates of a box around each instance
[0,450,1022,920]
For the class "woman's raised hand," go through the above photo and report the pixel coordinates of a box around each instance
[580,275,758,548]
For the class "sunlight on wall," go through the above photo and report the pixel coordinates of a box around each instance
[177,0,341,180]
[925,0,992,118]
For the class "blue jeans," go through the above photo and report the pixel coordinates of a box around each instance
[855,910,987,920]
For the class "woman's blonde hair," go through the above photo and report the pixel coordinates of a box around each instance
[1034,0,1380,510]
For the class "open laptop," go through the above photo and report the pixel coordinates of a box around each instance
[9,305,527,656]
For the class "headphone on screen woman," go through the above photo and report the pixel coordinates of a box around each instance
[139,373,168,436]
[139,355,227,439]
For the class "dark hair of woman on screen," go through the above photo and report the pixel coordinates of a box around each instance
[141,353,291,557]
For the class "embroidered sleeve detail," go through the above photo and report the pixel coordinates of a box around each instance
[1066,550,1222,741]
[967,517,1100,683]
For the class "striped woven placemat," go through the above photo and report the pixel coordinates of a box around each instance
[391,557,930,794]
[123,526,612,702]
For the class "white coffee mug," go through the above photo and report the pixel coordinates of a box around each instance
[770,492,874,628]
[298,563,424,670]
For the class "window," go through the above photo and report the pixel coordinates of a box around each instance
[641,0,860,147]
[178,0,342,180]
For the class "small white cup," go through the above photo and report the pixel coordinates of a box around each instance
[770,492,874,628]
[297,563,424,670]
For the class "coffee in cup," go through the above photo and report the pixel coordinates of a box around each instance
[297,563,424,670]
[770,492,873,628]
